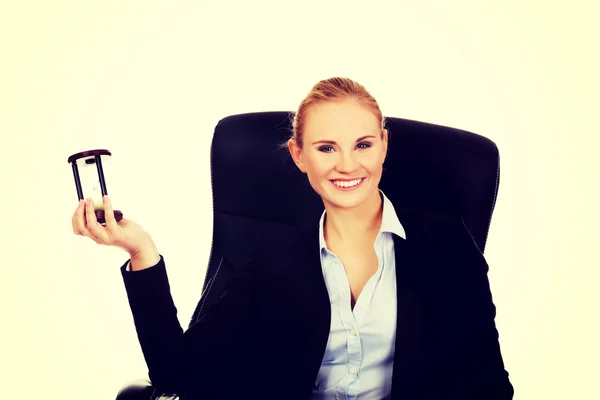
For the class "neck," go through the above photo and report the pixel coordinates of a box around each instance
[324,190,383,246]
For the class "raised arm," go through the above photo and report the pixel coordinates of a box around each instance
[72,196,258,397]
[121,253,258,396]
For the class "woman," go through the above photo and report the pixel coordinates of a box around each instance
[72,77,514,399]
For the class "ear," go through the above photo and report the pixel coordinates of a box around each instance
[287,139,307,173]
[381,129,389,159]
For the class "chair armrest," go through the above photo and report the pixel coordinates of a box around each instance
[115,379,179,400]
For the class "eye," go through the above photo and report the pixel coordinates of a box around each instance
[318,145,335,153]
[318,142,372,153]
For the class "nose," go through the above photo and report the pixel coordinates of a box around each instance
[336,151,359,173]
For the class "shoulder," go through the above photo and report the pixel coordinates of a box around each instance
[393,201,483,259]
[393,201,467,244]
[392,203,489,281]
[248,222,317,265]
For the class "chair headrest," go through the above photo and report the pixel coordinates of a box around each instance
[210,111,499,253]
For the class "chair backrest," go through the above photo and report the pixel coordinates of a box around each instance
[189,111,500,326]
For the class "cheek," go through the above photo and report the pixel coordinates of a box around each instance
[304,155,333,177]
[361,154,385,174]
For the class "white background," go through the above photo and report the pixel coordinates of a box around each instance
[1,1,598,399]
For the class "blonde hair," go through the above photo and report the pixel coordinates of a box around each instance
[285,77,386,149]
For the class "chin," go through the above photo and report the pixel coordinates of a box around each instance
[321,184,373,210]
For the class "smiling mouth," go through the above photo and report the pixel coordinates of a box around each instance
[331,178,365,189]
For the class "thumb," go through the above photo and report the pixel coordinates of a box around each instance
[117,217,131,226]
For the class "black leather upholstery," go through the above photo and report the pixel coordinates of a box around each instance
[116,111,500,400]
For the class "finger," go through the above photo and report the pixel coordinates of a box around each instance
[84,198,107,243]
[72,200,85,235]
[102,195,117,227]
[74,199,92,237]
[73,200,102,244]
[76,208,102,244]
[79,225,103,244]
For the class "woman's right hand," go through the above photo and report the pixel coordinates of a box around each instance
[72,195,160,270]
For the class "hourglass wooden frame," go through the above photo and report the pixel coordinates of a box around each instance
[67,149,123,224]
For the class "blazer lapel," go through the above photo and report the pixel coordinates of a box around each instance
[288,222,332,388]
[391,232,427,397]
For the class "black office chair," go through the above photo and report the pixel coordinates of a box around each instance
[116,111,501,400]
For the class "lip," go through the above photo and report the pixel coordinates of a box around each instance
[330,177,365,191]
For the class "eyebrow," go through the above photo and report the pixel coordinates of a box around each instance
[312,135,376,145]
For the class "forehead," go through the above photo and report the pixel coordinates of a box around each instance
[303,99,380,138]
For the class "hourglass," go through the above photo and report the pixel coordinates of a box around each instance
[67,149,123,224]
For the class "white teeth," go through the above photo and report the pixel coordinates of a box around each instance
[333,178,362,188]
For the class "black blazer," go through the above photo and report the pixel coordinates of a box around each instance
[122,203,514,400]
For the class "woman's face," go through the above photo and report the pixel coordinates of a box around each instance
[288,99,388,212]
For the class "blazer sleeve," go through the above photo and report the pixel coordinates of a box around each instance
[448,215,515,399]
[121,254,258,395]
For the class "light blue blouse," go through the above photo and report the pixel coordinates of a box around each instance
[311,190,406,399]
